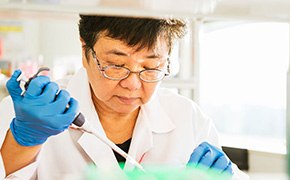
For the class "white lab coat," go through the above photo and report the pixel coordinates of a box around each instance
[0,68,248,179]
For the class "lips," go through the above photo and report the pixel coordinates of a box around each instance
[116,96,139,104]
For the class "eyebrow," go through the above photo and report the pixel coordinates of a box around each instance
[105,49,163,59]
[145,54,162,59]
[105,49,129,56]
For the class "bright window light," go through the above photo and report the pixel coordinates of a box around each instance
[199,22,289,152]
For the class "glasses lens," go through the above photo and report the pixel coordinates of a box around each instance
[104,66,129,79]
[140,70,164,81]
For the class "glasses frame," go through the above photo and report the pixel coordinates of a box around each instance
[91,48,170,83]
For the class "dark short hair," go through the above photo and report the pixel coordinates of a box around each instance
[79,15,187,58]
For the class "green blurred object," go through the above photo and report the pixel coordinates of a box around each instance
[84,163,232,180]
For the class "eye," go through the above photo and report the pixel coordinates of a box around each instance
[144,66,160,70]
[143,62,164,70]
[113,64,125,67]
[105,62,125,67]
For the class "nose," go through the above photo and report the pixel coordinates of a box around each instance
[119,72,142,91]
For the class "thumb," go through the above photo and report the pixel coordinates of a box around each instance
[6,69,23,101]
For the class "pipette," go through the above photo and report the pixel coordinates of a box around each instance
[18,67,145,172]
[73,113,145,172]
[17,67,50,95]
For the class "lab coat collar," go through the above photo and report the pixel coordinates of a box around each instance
[123,96,176,170]
[66,68,175,171]
[141,92,176,134]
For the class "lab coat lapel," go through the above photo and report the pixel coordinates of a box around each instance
[67,68,121,171]
[77,129,120,171]
[124,107,153,171]
[144,93,176,134]
[124,92,176,171]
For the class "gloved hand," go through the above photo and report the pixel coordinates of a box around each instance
[187,142,233,175]
[6,70,79,146]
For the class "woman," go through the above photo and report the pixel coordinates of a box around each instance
[0,15,248,179]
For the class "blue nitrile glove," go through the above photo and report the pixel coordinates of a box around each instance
[6,70,79,146]
[188,142,233,175]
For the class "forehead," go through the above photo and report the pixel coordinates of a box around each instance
[94,34,169,55]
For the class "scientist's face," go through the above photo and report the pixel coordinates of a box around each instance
[82,34,169,115]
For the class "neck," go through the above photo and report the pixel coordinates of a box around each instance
[91,92,139,144]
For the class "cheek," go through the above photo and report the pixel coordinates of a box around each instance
[141,83,160,104]
[86,68,117,101]
[91,79,118,101]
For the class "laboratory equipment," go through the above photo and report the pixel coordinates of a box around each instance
[18,67,145,172]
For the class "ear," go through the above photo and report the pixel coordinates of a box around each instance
[82,53,88,68]
[80,37,85,46]
[80,37,86,53]
[80,38,89,68]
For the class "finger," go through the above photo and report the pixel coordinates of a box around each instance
[25,76,50,96]
[6,70,23,101]
[198,149,219,169]
[52,90,71,114]
[211,155,229,173]
[188,144,210,166]
[223,162,233,175]
[39,82,60,104]
[60,98,79,128]
[198,143,223,169]
[64,98,79,116]
[38,90,70,116]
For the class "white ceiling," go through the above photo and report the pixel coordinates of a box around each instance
[145,0,290,21]
[107,0,290,21]
[1,0,290,21]
[212,0,290,21]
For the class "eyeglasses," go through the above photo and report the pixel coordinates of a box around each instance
[91,49,170,83]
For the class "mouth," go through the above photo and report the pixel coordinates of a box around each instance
[116,96,139,105]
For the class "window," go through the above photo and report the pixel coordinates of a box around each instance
[199,22,289,153]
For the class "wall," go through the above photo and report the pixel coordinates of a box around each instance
[38,18,81,68]
[248,150,286,173]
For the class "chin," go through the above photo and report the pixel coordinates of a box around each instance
[113,105,140,114]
